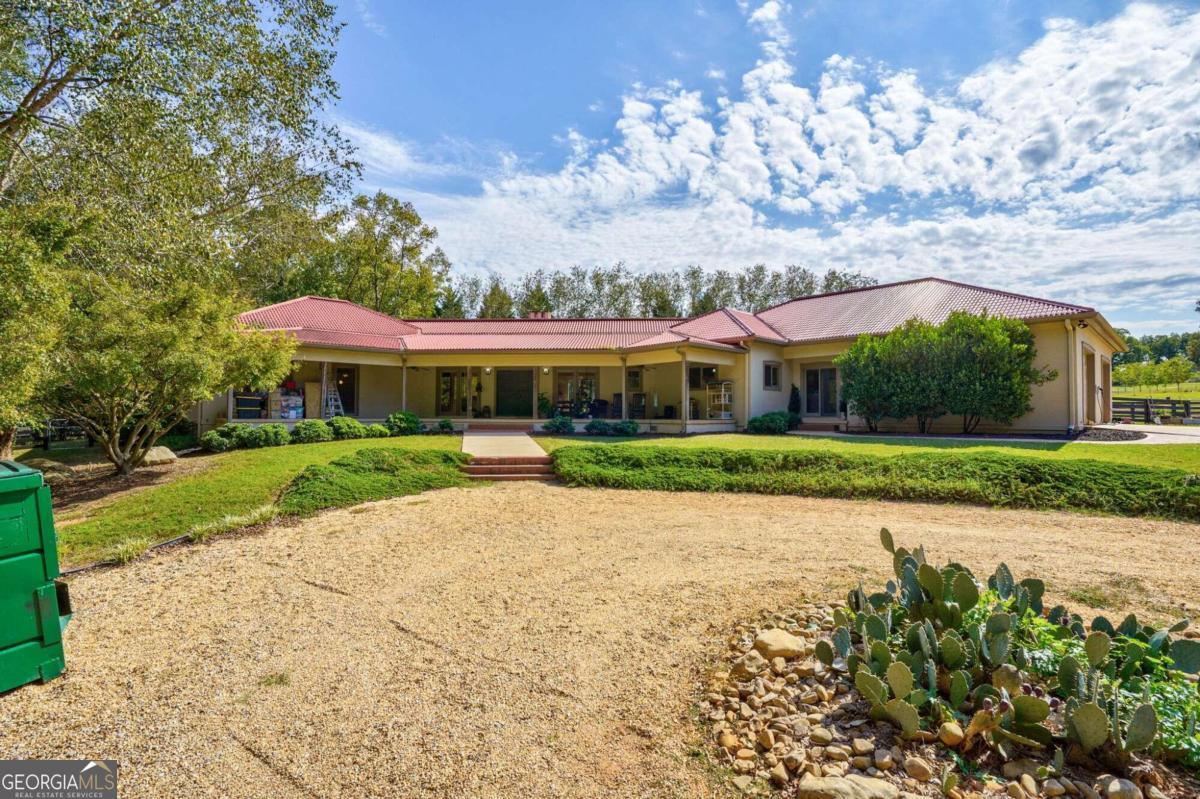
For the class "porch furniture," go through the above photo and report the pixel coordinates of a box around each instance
[707,380,734,420]
[591,399,609,418]
[610,393,623,419]
[555,400,573,417]
[629,392,647,419]
[662,404,676,419]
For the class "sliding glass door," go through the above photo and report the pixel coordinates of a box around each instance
[805,367,837,416]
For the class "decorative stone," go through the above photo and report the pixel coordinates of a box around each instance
[141,446,178,466]
[902,757,933,782]
[810,726,834,745]
[1043,778,1066,797]
[937,721,964,747]
[1019,774,1038,797]
[771,762,790,787]
[755,628,808,659]
[732,649,769,679]
[1100,778,1140,799]
[873,750,894,771]
[794,773,900,799]
[851,738,874,755]
[1002,760,1042,780]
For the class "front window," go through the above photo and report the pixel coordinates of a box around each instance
[763,362,781,391]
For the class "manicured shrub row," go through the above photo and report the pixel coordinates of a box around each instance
[200,414,456,452]
[278,448,472,517]
[551,446,1200,521]
[582,418,640,436]
[746,410,794,434]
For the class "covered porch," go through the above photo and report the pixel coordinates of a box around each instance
[204,345,745,434]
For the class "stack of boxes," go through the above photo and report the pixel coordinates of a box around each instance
[269,384,305,420]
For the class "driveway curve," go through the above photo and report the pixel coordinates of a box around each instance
[2,483,1197,798]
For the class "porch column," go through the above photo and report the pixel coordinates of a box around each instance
[620,356,628,421]
[226,388,234,424]
[401,358,408,412]
[320,361,328,419]
[680,353,689,434]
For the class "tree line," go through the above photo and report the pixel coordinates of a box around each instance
[1112,358,1196,394]
[1112,330,1200,369]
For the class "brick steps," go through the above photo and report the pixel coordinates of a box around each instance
[462,455,557,482]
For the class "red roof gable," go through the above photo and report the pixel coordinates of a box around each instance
[238,278,1101,354]
[757,278,1093,343]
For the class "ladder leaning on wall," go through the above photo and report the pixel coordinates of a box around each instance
[320,362,345,418]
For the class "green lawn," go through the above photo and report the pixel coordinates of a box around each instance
[57,437,461,567]
[533,433,1200,472]
[1113,382,1200,401]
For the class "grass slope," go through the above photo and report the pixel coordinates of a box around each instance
[534,433,1200,472]
[279,448,472,516]
[1114,381,1200,401]
[553,445,1200,521]
[60,437,461,566]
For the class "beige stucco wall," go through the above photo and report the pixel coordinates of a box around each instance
[762,320,1119,435]
[745,343,793,418]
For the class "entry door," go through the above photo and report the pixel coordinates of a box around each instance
[495,369,534,417]
[805,368,837,416]
[334,367,357,415]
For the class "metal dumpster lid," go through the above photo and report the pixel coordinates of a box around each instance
[0,460,41,480]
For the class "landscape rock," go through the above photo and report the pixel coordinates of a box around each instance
[141,446,178,466]
[732,649,768,679]
[21,458,74,475]
[1043,777,1066,796]
[770,763,790,787]
[754,628,808,659]
[1099,778,1140,799]
[795,773,899,799]
[937,721,964,747]
[810,726,834,745]
[1002,760,1042,780]
[1019,774,1038,796]
[873,750,894,771]
[902,756,933,782]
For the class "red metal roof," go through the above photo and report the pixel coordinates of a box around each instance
[757,278,1093,343]
[239,278,1098,354]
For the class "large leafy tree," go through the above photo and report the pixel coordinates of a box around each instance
[880,319,947,433]
[0,206,70,458]
[1,0,351,471]
[940,311,1056,433]
[835,334,893,432]
[277,193,451,317]
[36,279,295,474]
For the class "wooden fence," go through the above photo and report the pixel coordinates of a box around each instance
[1111,397,1197,423]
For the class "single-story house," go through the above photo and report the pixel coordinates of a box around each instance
[193,277,1125,435]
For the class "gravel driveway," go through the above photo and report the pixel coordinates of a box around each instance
[2,484,1197,798]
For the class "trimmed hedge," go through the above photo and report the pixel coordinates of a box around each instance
[291,419,333,444]
[199,422,289,452]
[542,415,574,434]
[278,448,472,516]
[328,415,368,440]
[746,411,790,435]
[385,410,423,436]
[551,446,1200,521]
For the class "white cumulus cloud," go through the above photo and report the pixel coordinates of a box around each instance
[351,2,1200,330]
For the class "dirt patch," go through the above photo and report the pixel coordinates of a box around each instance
[1,484,1196,798]
[48,456,216,526]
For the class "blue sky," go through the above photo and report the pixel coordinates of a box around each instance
[331,1,1200,333]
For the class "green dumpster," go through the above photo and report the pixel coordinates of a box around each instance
[0,460,71,693]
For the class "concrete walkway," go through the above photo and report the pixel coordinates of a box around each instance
[461,430,547,458]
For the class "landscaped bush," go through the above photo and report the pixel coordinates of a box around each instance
[584,418,612,436]
[610,419,639,436]
[255,423,290,447]
[278,448,472,516]
[328,415,368,440]
[200,423,289,451]
[550,446,1200,521]
[746,411,790,434]
[438,418,455,433]
[816,530,1200,773]
[365,423,390,438]
[542,415,574,434]
[290,419,333,444]
[384,410,423,436]
[199,429,231,452]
